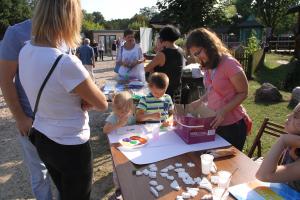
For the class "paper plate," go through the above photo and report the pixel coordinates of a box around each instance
[128,81,144,87]
[119,134,148,149]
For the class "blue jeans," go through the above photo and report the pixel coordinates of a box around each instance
[18,134,53,200]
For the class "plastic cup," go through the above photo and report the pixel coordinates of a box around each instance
[152,124,160,141]
[200,154,214,175]
[212,187,229,200]
[145,124,160,141]
[218,171,232,188]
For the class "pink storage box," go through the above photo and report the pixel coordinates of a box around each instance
[174,104,216,144]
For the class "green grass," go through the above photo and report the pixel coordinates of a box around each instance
[243,53,294,156]
[254,53,297,90]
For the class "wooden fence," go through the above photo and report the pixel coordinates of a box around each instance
[268,40,295,53]
[234,49,265,80]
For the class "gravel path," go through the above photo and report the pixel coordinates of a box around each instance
[0,57,117,200]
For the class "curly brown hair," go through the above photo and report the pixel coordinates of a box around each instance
[186,28,231,69]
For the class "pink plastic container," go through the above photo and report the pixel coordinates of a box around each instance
[174,115,216,144]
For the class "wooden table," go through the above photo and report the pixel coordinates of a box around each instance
[110,144,259,200]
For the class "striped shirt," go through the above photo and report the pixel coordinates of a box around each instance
[137,93,174,123]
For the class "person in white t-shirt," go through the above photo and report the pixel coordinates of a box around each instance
[18,0,108,199]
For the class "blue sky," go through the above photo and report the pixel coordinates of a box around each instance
[81,0,158,20]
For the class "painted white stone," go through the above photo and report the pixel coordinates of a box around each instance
[149,166,158,172]
[199,177,212,192]
[183,177,195,185]
[167,175,174,180]
[143,169,149,176]
[175,168,185,173]
[150,186,159,198]
[149,180,158,186]
[149,164,156,168]
[182,192,191,199]
[170,180,180,191]
[187,189,198,197]
[160,172,168,178]
[175,163,183,167]
[178,172,189,179]
[187,162,195,168]
[186,187,199,192]
[176,195,184,200]
[167,165,175,170]
[201,194,213,200]
[156,185,164,191]
[135,170,143,176]
[194,177,202,184]
[149,172,157,179]
[160,168,168,173]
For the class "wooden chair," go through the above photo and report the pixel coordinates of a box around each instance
[248,117,287,159]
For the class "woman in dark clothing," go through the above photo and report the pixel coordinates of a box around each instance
[145,25,185,98]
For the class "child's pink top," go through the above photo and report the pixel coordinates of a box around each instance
[204,55,247,126]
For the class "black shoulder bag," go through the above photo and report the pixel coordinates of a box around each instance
[29,54,63,144]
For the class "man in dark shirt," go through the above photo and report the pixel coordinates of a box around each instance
[77,38,95,81]
[111,40,117,60]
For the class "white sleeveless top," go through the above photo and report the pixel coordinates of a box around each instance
[117,43,145,82]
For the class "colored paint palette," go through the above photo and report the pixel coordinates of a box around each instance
[119,134,148,149]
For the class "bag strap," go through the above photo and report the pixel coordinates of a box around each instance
[118,45,123,61]
[32,54,63,119]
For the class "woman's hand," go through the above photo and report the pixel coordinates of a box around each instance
[190,99,203,110]
[210,109,225,129]
[122,60,129,68]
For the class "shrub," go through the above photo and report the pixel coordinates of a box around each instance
[244,33,260,55]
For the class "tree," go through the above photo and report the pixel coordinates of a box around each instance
[0,0,32,38]
[244,33,260,55]
[156,0,230,33]
[234,0,254,19]
[92,11,105,24]
[104,19,130,30]
[128,14,149,29]
[253,0,299,36]
[275,13,298,35]
[104,14,149,30]
[81,10,104,36]
[139,6,158,20]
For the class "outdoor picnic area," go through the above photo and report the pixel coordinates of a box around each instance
[1,0,300,200]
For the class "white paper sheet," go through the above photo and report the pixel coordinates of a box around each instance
[108,124,231,165]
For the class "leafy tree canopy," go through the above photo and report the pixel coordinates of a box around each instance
[0,0,32,38]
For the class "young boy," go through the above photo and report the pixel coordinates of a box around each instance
[136,72,174,126]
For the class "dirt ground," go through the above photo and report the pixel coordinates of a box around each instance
[0,57,117,200]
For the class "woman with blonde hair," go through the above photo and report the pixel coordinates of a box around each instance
[187,28,250,151]
[19,0,108,199]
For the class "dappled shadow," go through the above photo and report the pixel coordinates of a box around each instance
[94,67,115,74]
[91,172,114,200]
[254,100,288,106]
[0,118,34,199]
[95,76,115,81]
[89,107,116,200]
[255,60,299,91]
